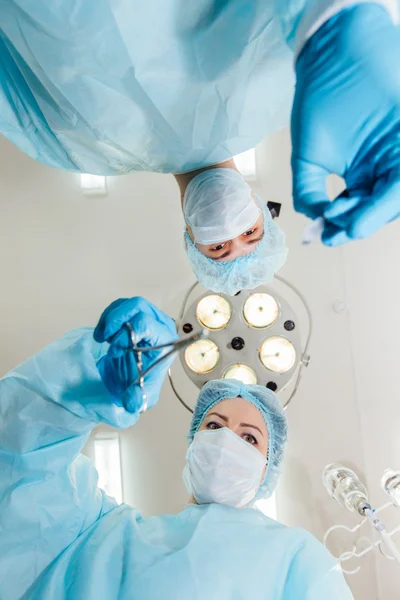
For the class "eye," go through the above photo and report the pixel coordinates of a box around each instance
[211,243,226,252]
[206,421,223,430]
[243,228,256,237]
[242,433,257,445]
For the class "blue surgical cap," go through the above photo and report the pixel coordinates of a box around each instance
[184,201,287,296]
[187,379,288,500]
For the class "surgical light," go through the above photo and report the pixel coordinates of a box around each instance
[185,339,220,374]
[259,336,296,374]
[223,364,258,385]
[243,293,279,329]
[196,295,232,330]
[171,276,312,410]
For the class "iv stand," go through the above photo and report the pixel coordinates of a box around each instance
[324,502,400,575]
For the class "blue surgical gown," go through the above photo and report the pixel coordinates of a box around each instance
[0,0,295,174]
[0,328,354,599]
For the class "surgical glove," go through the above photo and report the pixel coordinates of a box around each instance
[94,297,178,412]
[291,4,400,246]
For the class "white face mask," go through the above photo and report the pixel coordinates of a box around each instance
[183,168,261,245]
[183,427,266,508]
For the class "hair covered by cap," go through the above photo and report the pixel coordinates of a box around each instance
[187,379,288,500]
[183,168,260,245]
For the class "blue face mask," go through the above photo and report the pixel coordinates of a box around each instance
[184,201,287,296]
[183,168,261,245]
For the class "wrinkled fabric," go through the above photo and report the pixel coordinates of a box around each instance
[184,201,287,295]
[184,168,260,245]
[187,379,287,500]
[0,0,295,175]
[0,329,353,600]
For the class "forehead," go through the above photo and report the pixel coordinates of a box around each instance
[205,396,267,433]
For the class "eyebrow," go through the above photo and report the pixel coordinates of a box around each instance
[240,422,265,437]
[208,230,265,262]
[207,411,229,422]
[211,231,264,260]
[206,412,265,437]
[246,234,264,246]
[213,250,232,261]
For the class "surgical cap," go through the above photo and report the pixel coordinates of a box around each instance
[187,379,288,500]
[184,201,287,296]
[184,168,261,245]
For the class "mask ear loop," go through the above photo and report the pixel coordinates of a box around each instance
[263,414,273,476]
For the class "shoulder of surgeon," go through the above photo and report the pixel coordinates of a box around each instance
[178,504,329,545]
[197,504,338,564]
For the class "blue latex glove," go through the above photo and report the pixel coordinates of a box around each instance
[94,297,178,413]
[291,4,400,246]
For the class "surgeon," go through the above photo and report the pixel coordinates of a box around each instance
[0,296,353,599]
[1,3,399,291]
[175,159,287,295]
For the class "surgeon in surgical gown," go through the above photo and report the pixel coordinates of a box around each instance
[1,1,400,286]
[0,296,353,599]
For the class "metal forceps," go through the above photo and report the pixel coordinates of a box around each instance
[124,322,207,412]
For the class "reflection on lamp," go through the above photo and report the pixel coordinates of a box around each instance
[223,364,258,385]
[243,293,279,329]
[185,339,220,374]
[259,336,296,373]
[196,295,232,330]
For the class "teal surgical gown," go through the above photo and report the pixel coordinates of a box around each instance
[0,0,295,175]
[0,328,354,599]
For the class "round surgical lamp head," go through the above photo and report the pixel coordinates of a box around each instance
[185,339,220,374]
[196,295,232,330]
[243,293,279,329]
[177,284,303,397]
[259,336,296,374]
[323,464,371,516]
[223,364,258,385]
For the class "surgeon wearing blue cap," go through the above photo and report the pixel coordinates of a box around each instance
[0,297,353,599]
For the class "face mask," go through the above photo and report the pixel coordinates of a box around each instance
[183,168,261,245]
[183,427,266,508]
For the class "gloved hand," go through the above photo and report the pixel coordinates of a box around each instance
[94,297,178,413]
[291,4,400,246]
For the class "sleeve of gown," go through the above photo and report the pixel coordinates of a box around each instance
[0,31,79,171]
[0,327,141,600]
[285,533,354,599]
